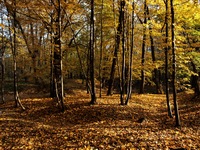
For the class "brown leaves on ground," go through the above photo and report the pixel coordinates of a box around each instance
[0,86,199,149]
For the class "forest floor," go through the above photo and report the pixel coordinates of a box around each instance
[0,79,200,149]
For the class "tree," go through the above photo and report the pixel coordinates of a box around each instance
[0,13,5,103]
[5,0,25,110]
[170,0,180,127]
[52,0,65,111]
[125,1,135,105]
[164,0,173,118]
[139,0,147,94]
[0,0,199,113]
[107,0,124,96]
[99,0,104,98]
[120,0,126,105]
[89,0,96,104]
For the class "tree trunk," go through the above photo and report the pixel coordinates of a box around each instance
[86,36,90,94]
[125,1,135,105]
[89,0,96,104]
[12,0,25,110]
[170,0,181,127]
[140,0,147,94]
[50,31,56,97]
[107,0,124,96]
[120,0,126,105]
[0,15,5,103]
[164,0,173,118]
[99,0,104,98]
[49,5,56,98]
[53,0,64,111]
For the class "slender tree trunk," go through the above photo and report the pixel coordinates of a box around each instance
[86,23,90,94]
[120,0,126,105]
[0,15,5,103]
[170,0,181,127]
[107,0,124,96]
[99,0,104,98]
[90,0,96,104]
[125,1,135,105]
[85,20,90,94]
[50,31,56,97]
[140,0,147,94]
[125,3,130,98]
[165,0,173,118]
[49,3,56,97]
[12,0,25,110]
[53,0,64,111]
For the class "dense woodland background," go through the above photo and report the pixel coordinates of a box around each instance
[0,0,200,149]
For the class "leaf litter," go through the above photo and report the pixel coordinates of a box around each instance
[0,87,199,149]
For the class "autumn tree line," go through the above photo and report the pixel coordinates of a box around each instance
[0,0,200,126]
